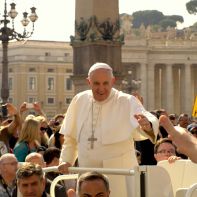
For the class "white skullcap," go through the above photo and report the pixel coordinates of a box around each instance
[88,62,113,76]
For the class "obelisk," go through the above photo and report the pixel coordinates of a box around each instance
[71,0,124,93]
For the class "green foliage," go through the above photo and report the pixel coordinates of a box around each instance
[132,10,183,30]
[159,19,176,30]
[190,22,197,30]
[193,21,197,27]
[186,0,197,14]
[132,10,164,28]
[166,15,184,23]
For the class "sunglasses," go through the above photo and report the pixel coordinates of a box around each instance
[191,130,197,135]
[40,127,48,132]
[54,122,60,126]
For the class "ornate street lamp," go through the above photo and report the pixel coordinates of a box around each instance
[0,0,38,103]
[122,70,141,94]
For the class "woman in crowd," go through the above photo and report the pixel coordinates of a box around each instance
[35,115,49,147]
[48,114,65,149]
[13,115,41,162]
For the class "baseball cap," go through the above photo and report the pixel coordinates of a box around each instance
[187,123,197,132]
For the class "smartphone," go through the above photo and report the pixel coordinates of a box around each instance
[26,103,34,109]
[1,105,8,118]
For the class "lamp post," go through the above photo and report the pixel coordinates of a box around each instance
[122,70,141,94]
[0,0,38,103]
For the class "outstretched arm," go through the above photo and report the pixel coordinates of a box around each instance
[3,103,21,135]
[159,115,197,163]
[134,113,155,140]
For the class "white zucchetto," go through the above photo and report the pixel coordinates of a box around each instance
[88,62,113,76]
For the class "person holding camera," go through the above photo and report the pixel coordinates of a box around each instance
[19,102,46,122]
[13,115,41,162]
[0,103,21,156]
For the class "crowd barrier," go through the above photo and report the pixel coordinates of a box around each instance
[44,165,173,197]
[42,160,197,197]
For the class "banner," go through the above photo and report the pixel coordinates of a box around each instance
[192,96,197,117]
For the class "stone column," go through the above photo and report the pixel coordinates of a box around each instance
[173,66,181,114]
[147,63,155,110]
[184,63,192,114]
[72,0,124,93]
[140,63,147,107]
[154,66,161,109]
[165,64,174,113]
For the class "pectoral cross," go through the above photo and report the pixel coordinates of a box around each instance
[88,133,97,149]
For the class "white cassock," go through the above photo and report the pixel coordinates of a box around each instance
[60,88,159,197]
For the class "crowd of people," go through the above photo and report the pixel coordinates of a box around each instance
[0,62,196,197]
[0,101,70,196]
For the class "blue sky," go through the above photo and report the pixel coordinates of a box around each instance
[1,0,196,41]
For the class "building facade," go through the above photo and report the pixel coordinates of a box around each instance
[122,37,197,115]
[120,14,197,116]
[0,40,74,118]
[0,32,196,117]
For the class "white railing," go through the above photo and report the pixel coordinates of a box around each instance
[43,166,135,175]
[50,174,78,197]
[185,183,197,197]
[44,166,135,197]
[43,165,197,197]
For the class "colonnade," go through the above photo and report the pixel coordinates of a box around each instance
[125,62,197,115]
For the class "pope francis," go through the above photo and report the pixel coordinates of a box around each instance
[58,62,159,197]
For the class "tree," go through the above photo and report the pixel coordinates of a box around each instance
[167,15,184,23]
[132,10,164,28]
[132,10,183,30]
[159,19,176,30]
[158,15,184,30]
[186,0,197,14]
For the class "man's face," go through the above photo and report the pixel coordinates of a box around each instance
[1,157,18,178]
[18,175,45,197]
[79,179,110,197]
[154,142,176,162]
[87,69,115,102]
[178,116,190,128]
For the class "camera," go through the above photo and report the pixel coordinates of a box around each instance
[26,103,34,109]
[1,104,8,118]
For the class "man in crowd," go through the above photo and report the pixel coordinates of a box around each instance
[187,123,197,138]
[16,162,48,197]
[25,152,67,197]
[59,62,159,196]
[159,115,197,163]
[154,138,180,163]
[67,171,110,197]
[0,153,18,197]
[177,113,191,129]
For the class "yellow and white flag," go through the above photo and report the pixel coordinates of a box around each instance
[192,96,197,117]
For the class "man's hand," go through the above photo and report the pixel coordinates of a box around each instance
[58,162,72,174]
[6,103,17,116]
[134,114,152,132]
[19,102,28,114]
[67,189,76,197]
[159,115,197,163]
[33,102,41,112]
[167,155,181,164]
